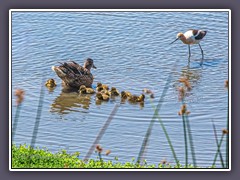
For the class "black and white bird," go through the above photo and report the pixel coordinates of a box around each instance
[170,29,207,59]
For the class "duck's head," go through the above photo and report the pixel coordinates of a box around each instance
[83,58,97,70]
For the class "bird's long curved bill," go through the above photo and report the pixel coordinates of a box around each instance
[170,38,179,45]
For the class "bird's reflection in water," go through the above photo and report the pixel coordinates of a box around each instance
[174,62,203,101]
[50,87,93,115]
[180,63,202,84]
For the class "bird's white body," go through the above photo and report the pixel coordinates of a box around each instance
[183,30,201,44]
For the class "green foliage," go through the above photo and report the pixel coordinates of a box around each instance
[12,144,212,169]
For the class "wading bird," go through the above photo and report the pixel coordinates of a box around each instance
[170,29,207,59]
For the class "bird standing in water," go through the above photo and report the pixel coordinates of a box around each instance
[170,29,207,59]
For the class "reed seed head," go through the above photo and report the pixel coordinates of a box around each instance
[96,144,103,153]
[15,89,25,105]
[222,129,229,134]
[225,80,228,89]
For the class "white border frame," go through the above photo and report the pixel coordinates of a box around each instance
[9,9,231,171]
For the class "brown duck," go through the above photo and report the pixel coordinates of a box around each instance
[52,58,96,89]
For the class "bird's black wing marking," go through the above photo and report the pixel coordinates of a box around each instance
[195,31,207,40]
[192,29,199,36]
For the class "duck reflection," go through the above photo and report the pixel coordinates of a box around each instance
[50,88,93,114]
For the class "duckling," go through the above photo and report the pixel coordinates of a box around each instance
[137,94,145,102]
[79,85,95,94]
[121,91,132,99]
[100,89,110,96]
[45,79,57,88]
[110,87,120,96]
[96,92,109,101]
[128,95,138,102]
[142,88,154,98]
[128,94,145,103]
[142,88,152,94]
[96,82,109,92]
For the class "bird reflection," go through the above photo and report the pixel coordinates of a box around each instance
[180,62,202,84]
[50,89,93,114]
[174,62,203,101]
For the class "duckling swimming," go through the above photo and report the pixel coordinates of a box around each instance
[121,91,132,99]
[52,58,96,89]
[142,88,152,94]
[128,94,145,103]
[79,85,95,94]
[100,89,110,96]
[96,82,109,92]
[45,79,57,88]
[110,87,120,96]
[142,88,154,98]
[96,92,109,101]
[137,94,145,102]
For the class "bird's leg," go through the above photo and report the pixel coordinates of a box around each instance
[198,43,204,59]
[188,45,191,60]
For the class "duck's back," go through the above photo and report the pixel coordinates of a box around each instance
[52,60,94,89]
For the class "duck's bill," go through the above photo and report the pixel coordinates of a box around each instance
[170,38,179,45]
[93,64,97,69]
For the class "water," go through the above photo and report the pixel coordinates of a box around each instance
[11,11,229,168]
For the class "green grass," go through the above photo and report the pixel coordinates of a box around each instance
[12,144,208,169]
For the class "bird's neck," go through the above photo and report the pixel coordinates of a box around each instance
[179,36,188,44]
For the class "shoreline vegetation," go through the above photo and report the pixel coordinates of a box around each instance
[12,144,209,169]
[12,80,229,169]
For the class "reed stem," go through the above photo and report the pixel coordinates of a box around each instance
[212,133,225,167]
[181,114,188,168]
[150,101,179,165]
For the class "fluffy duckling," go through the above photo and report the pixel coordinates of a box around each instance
[79,85,95,94]
[110,87,120,96]
[143,88,154,98]
[96,82,109,92]
[142,88,152,94]
[121,91,132,99]
[96,92,109,101]
[137,94,145,102]
[128,94,145,103]
[45,79,57,88]
[100,89,110,96]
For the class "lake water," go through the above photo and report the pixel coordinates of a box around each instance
[11,11,229,168]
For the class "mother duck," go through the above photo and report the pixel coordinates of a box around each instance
[52,58,96,89]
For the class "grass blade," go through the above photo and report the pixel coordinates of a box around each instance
[185,115,197,167]
[212,133,225,167]
[149,101,179,165]
[181,114,188,168]
[12,104,22,141]
[211,120,225,168]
